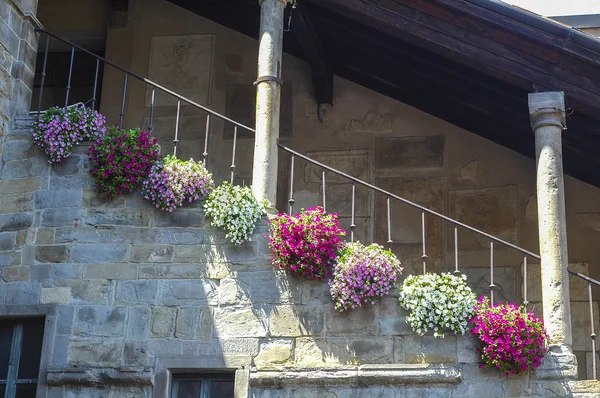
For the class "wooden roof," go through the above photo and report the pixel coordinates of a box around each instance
[169,0,600,188]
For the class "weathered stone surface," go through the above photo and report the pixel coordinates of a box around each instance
[56,279,110,304]
[83,264,137,280]
[130,245,173,263]
[55,227,111,244]
[350,112,392,133]
[457,335,480,364]
[325,307,377,335]
[175,307,197,339]
[319,184,371,218]
[302,280,332,305]
[460,160,478,180]
[377,316,413,336]
[0,232,16,250]
[404,335,457,364]
[219,278,250,305]
[151,307,175,338]
[126,306,151,340]
[527,262,590,302]
[116,281,158,305]
[75,306,126,337]
[35,190,82,209]
[214,307,267,337]
[82,189,126,209]
[69,339,122,366]
[84,209,152,227]
[0,251,22,266]
[154,210,208,228]
[36,228,55,244]
[5,282,40,304]
[2,158,49,179]
[40,287,71,304]
[110,227,165,244]
[269,305,324,337]
[295,337,394,366]
[375,136,445,169]
[48,174,93,190]
[50,155,82,176]
[158,280,217,306]
[41,208,86,227]
[0,193,33,214]
[254,340,294,369]
[449,186,517,250]
[196,307,214,341]
[0,212,33,231]
[463,266,515,303]
[35,245,71,263]
[2,266,29,282]
[305,150,369,184]
[71,244,129,263]
[139,263,204,279]
[123,341,150,367]
[0,177,40,193]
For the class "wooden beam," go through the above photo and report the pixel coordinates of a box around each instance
[291,1,333,106]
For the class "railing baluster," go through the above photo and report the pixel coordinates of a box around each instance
[589,281,597,380]
[288,155,295,215]
[64,46,75,107]
[173,100,181,157]
[490,241,496,305]
[454,224,460,274]
[230,126,238,184]
[322,170,326,212]
[91,58,100,110]
[36,34,50,118]
[119,73,128,129]
[149,88,156,134]
[422,212,428,275]
[350,182,356,242]
[203,114,211,166]
[387,197,393,249]
[523,256,529,310]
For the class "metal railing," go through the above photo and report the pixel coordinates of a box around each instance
[34,29,598,379]
[35,29,253,183]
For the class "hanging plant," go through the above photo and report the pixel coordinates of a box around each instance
[88,127,160,199]
[268,206,346,279]
[142,155,215,212]
[329,242,402,311]
[399,273,477,338]
[203,182,268,244]
[33,104,106,163]
[471,297,547,376]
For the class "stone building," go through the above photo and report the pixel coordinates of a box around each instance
[1,0,600,396]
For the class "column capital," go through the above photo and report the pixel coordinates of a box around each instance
[528,91,567,131]
[258,0,293,5]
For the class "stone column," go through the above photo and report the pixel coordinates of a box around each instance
[252,0,290,205]
[528,91,572,349]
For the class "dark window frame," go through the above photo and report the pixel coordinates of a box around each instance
[170,372,235,398]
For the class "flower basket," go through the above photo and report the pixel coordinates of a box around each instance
[471,297,547,375]
[203,182,268,244]
[329,242,402,311]
[142,155,214,212]
[88,127,160,199]
[33,104,106,163]
[268,206,346,280]
[399,273,477,338]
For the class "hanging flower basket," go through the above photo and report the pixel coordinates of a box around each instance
[142,155,214,212]
[203,182,268,244]
[88,127,160,199]
[399,273,477,338]
[329,242,402,311]
[33,104,106,163]
[268,206,346,279]
[471,297,547,376]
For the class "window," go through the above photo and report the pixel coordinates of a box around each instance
[171,373,235,398]
[0,319,45,398]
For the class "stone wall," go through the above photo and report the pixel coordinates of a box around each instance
[0,115,589,398]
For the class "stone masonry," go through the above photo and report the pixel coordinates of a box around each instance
[0,115,593,397]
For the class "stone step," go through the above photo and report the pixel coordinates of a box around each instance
[570,380,600,397]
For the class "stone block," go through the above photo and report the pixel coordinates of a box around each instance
[40,287,70,304]
[55,227,111,244]
[84,209,152,227]
[130,245,173,263]
[71,244,129,263]
[41,208,86,227]
[269,305,324,337]
[50,155,81,176]
[2,140,34,160]
[5,282,40,304]
[0,250,21,266]
[75,306,126,337]
[302,280,333,305]
[48,174,93,190]
[116,281,158,305]
[57,305,75,334]
[206,261,232,279]
[110,227,166,244]
[173,244,224,263]
[139,263,204,279]
[50,335,69,368]
[69,339,123,367]
[457,335,481,364]
[15,230,29,247]
[404,335,457,364]
[0,212,33,231]
[124,341,150,367]
[219,278,250,305]
[0,193,33,214]
[147,339,182,356]
[56,279,109,304]
[449,186,517,250]
[36,228,55,244]
[325,307,377,335]
[34,190,82,209]
[1,158,49,179]
[462,266,515,303]
[451,380,504,398]
[35,245,71,263]
[213,307,267,337]
[2,266,29,281]
[375,136,445,169]
[151,307,175,338]
[166,228,213,245]
[249,273,302,305]
[126,306,151,340]
[83,264,137,280]
[0,232,16,250]
[196,307,214,341]
[377,316,413,336]
[175,307,197,339]
[158,280,217,306]
[82,188,126,208]
[254,339,294,369]
[154,210,208,228]
[295,337,394,366]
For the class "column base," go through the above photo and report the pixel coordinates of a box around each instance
[532,344,578,380]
